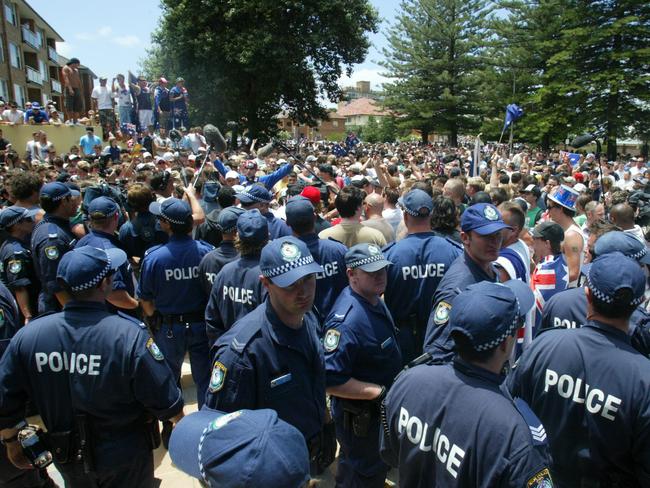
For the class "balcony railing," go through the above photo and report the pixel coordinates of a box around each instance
[51,79,61,93]
[47,46,58,64]
[26,66,42,85]
[21,25,42,50]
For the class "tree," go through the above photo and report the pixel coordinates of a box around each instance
[143,0,378,139]
[381,0,490,145]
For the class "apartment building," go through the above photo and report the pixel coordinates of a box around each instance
[0,0,64,109]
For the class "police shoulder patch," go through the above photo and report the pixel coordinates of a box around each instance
[526,467,553,487]
[323,329,340,353]
[44,246,59,260]
[7,260,21,274]
[146,337,164,361]
[209,361,227,393]
[433,301,451,326]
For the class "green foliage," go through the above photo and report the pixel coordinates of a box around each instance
[324,132,345,142]
[142,0,379,139]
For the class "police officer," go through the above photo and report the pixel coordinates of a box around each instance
[0,247,184,487]
[423,203,511,361]
[75,197,138,313]
[507,252,650,486]
[170,407,310,488]
[205,236,333,473]
[0,207,39,325]
[540,230,650,333]
[324,243,402,487]
[285,196,348,325]
[381,280,553,487]
[138,197,214,413]
[30,182,80,314]
[235,184,292,239]
[383,189,462,363]
[197,206,243,296]
[205,209,268,343]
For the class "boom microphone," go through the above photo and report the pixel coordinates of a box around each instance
[256,141,276,159]
[570,133,597,149]
[203,124,227,153]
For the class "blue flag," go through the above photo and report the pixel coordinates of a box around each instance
[332,144,348,157]
[559,150,581,167]
[503,104,524,130]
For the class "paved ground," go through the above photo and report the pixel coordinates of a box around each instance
[43,360,396,487]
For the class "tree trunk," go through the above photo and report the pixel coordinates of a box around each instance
[606,86,618,161]
[541,133,551,152]
[421,130,429,144]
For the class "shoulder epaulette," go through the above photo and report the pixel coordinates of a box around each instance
[327,237,345,246]
[117,311,147,329]
[326,303,353,326]
[513,397,547,446]
[143,244,163,257]
[230,321,263,354]
[382,241,397,253]
[444,236,464,250]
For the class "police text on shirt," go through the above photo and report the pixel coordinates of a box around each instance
[401,263,445,280]
[35,352,101,376]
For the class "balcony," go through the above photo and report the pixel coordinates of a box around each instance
[51,79,61,93]
[21,25,42,50]
[47,46,59,64]
[26,66,42,85]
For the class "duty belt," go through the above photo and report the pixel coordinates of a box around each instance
[162,311,205,324]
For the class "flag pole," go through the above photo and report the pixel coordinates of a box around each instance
[508,121,514,156]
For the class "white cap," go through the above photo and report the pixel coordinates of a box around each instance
[197,147,207,153]
[188,154,197,161]
[277,158,287,165]
[351,175,365,182]
[305,155,317,163]
[233,184,245,193]
[523,184,536,192]
[574,183,587,193]
[163,151,175,162]
[225,170,239,180]
[68,154,79,161]
[142,151,152,159]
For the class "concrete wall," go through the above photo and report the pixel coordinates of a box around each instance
[1,124,100,155]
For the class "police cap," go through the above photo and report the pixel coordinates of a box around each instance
[0,206,38,229]
[236,185,271,204]
[237,209,268,243]
[57,246,127,292]
[216,206,245,234]
[345,243,392,272]
[260,236,323,287]
[461,203,511,235]
[149,198,192,225]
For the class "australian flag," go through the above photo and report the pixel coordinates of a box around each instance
[503,103,524,130]
[559,150,581,167]
[332,144,348,157]
[345,133,359,149]
[531,254,569,336]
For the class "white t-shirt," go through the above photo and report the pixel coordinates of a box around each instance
[187,133,206,154]
[91,86,113,110]
[25,140,38,160]
[2,109,23,124]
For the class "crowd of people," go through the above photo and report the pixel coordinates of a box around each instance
[0,129,646,487]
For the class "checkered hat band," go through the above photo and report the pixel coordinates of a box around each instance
[262,255,314,278]
[630,247,647,260]
[3,214,24,228]
[348,253,384,269]
[587,273,644,306]
[219,224,236,233]
[398,201,420,217]
[474,297,521,352]
[50,192,69,202]
[240,191,269,203]
[69,259,112,292]
[198,425,212,487]
[161,210,188,225]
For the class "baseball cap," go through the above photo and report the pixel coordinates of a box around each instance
[586,252,645,307]
[225,170,240,180]
[450,280,534,352]
[530,221,564,243]
[216,206,245,233]
[40,181,80,201]
[548,185,579,211]
[260,236,323,287]
[244,161,257,170]
[398,189,433,217]
[57,246,127,292]
[31,102,40,110]
[162,151,175,162]
[159,77,168,84]
[345,243,392,272]
[202,181,220,203]
[522,184,541,198]
[236,185,272,204]
[0,206,38,229]
[593,231,650,265]
[300,186,321,206]
[285,196,315,228]
[88,196,119,219]
[573,183,587,193]
[236,209,268,243]
[169,407,309,488]
[460,203,511,235]
[149,198,192,225]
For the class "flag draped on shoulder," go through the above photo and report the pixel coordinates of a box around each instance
[531,254,569,335]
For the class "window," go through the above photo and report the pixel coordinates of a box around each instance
[38,59,47,81]
[0,37,3,63]
[333,120,339,127]
[13,83,24,107]
[0,79,7,101]
[4,2,15,26]
[8,42,20,68]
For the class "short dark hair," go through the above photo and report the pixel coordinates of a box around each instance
[10,172,42,200]
[335,186,364,218]
[218,186,236,208]
[40,194,66,213]
[431,196,457,233]
[489,187,508,206]
[162,218,193,235]
[590,288,637,319]
[450,331,497,363]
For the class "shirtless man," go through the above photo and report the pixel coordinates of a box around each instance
[547,185,584,287]
[62,58,82,123]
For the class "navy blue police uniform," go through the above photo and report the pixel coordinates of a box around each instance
[285,196,348,326]
[0,207,40,324]
[423,203,510,362]
[137,198,214,408]
[324,244,402,488]
[30,183,80,315]
[205,209,268,343]
[508,252,650,487]
[204,237,328,466]
[75,197,136,314]
[0,247,183,487]
[118,210,168,262]
[235,185,292,239]
[381,280,552,487]
[383,190,463,363]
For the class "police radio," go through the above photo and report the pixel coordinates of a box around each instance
[18,425,52,469]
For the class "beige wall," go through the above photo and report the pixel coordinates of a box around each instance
[1,124,100,155]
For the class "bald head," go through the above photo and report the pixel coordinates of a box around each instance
[609,203,635,230]
[364,193,384,217]
[443,178,465,204]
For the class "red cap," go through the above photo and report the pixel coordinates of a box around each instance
[574,172,584,182]
[159,77,168,84]
[300,186,321,205]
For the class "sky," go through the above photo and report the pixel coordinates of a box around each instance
[28,0,398,91]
